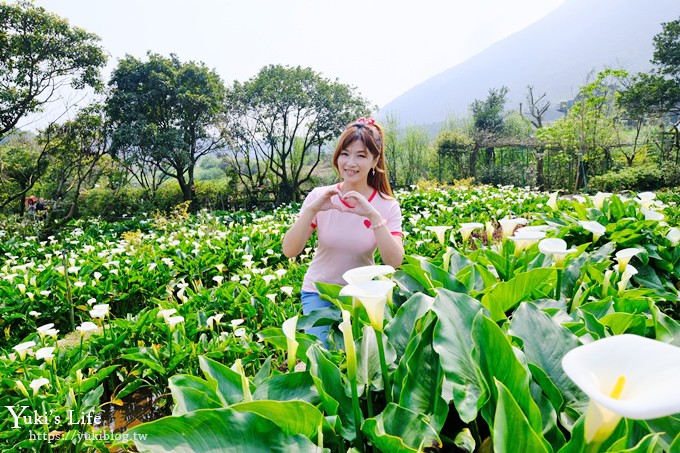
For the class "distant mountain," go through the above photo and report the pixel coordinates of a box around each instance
[380,0,680,125]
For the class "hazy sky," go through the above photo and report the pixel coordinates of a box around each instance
[25,0,567,128]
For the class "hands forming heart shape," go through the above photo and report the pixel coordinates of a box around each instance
[311,187,380,221]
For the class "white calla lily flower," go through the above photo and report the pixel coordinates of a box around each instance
[579,220,606,243]
[615,248,640,272]
[547,191,559,211]
[617,264,638,294]
[666,227,680,246]
[282,316,299,371]
[538,238,577,267]
[29,377,50,395]
[641,208,664,221]
[37,323,55,338]
[76,321,98,335]
[591,192,611,210]
[13,341,36,360]
[36,346,56,364]
[562,334,680,444]
[89,304,109,319]
[634,191,656,208]
[206,313,223,329]
[517,225,552,234]
[158,308,177,320]
[340,280,395,332]
[166,315,185,331]
[425,226,452,246]
[342,264,395,285]
[459,222,484,244]
[499,217,528,240]
[508,231,545,254]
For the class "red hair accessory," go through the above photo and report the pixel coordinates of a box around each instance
[356,117,375,125]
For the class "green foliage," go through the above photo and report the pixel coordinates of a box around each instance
[434,129,474,182]
[470,86,509,134]
[106,52,226,201]
[589,164,667,192]
[652,16,680,78]
[0,134,48,213]
[0,1,106,138]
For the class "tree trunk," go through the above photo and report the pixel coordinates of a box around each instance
[276,180,295,205]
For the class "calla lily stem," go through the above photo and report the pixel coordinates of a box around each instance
[350,376,364,452]
[375,330,392,404]
[556,268,563,302]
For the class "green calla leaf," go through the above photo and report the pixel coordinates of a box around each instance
[493,380,550,453]
[252,371,319,404]
[393,313,448,431]
[472,313,543,433]
[169,374,222,415]
[599,312,646,335]
[385,292,434,358]
[481,268,554,321]
[431,289,487,423]
[128,408,322,452]
[199,355,254,406]
[306,345,356,440]
[362,403,441,453]
[230,400,334,443]
[509,302,584,410]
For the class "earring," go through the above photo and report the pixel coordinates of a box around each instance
[371,168,375,176]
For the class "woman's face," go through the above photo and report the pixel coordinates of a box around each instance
[337,139,377,185]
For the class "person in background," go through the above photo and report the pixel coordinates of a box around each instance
[282,117,404,344]
[25,195,37,218]
[36,197,47,221]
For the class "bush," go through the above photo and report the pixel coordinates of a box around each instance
[589,164,665,192]
[76,179,267,219]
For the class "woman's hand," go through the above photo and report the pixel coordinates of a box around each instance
[306,187,352,215]
[341,190,382,223]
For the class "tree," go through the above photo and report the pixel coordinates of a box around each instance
[652,16,680,78]
[107,53,226,202]
[0,1,106,138]
[521,86,551,188]
[223,65,370,205]
[470,86,509,178]
[538,70,625,190]
[619,17,680,163]
[39,104,109,222]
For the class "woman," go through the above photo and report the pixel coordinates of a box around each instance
[282,118,404,342]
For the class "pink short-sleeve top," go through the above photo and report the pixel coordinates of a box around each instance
[300,184,402,293]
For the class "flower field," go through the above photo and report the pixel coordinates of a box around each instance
[1,186,679,452]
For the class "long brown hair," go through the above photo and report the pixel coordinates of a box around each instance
[331,119,393,197]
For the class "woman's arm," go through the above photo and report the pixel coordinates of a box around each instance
[368,214,404,268]
[342,191,405,268]
[282,186,345,258]
[282,208,317,258]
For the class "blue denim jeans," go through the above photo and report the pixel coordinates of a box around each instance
[301,290,331,346]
